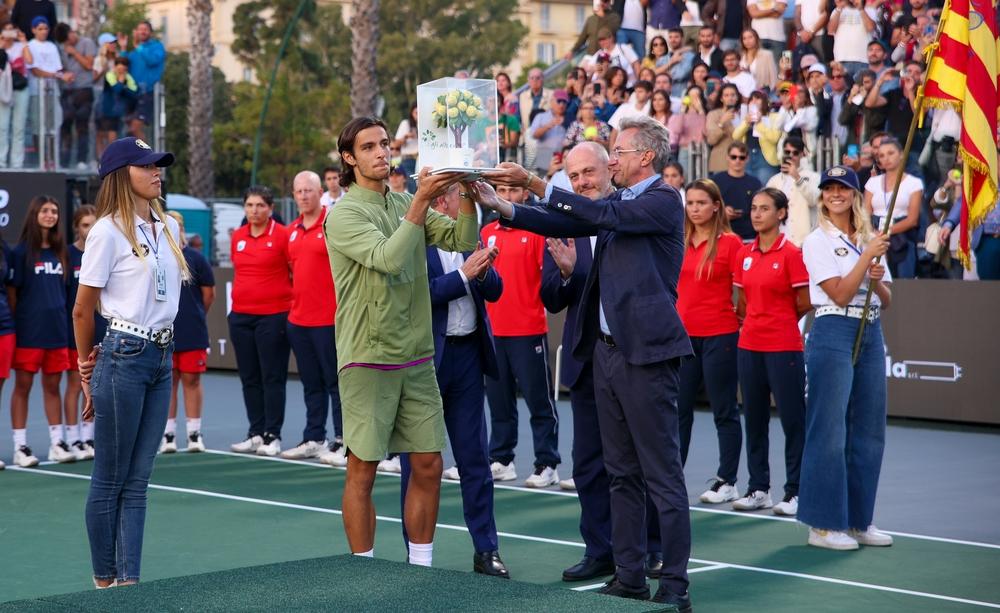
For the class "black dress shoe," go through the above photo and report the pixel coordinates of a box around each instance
[651,588,692,612]
[596,577,650,600]
[562,556,616,581]
[473,550,510,579]
[645,552,664,579]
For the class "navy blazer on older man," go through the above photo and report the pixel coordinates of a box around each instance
[426,246,502,377]
[504,180,692,365]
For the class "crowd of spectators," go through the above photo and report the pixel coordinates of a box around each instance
[478,0,998,280]
[0,3,164,171]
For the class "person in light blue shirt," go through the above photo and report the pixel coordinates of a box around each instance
[116,21,164,125]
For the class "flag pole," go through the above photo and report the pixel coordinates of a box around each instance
[851,23,946,364]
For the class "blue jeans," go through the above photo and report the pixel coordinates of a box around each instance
[798,315,887,531]
[617,28,646,59]
[840,61,868,80]
[749,147,779,185]
[85,331,173,582]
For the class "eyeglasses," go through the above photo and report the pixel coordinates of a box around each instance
[831,74,845,80]
[611,148,642,158]
[652,41,666,47]
[554,99,567,105]
[783,150,801,156]
[729,154,748,160]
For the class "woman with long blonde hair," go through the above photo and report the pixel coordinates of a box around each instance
[73,137,186,588]
[799,165,892,551]
[676,179,744,505]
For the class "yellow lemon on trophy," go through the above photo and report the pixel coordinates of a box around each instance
[448,107,459,118]
[466,107,478,118]
[583,125,599,140]
[446,93,458,106]
[458,101,468,112]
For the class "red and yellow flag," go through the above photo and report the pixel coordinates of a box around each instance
[923,0,1000,267]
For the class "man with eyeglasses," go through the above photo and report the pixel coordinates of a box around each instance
[468,116,694,610]
[518,67,552,154]
[827,62,851,150]
[710,141,762,241]
[529,89,570,176]
[766,136,820,246]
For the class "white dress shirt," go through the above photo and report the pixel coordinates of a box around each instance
[437,249,477,336]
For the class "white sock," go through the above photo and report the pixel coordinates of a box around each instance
[81,421,95,441]
[408,542,433,567]
[187,418,201,433]
[353,548,374,558]
[49,424,64,446]
[13,429,27,448]
[66,424,81,443]
[165,418,177,435]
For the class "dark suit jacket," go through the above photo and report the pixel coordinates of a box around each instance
[427,246,503,379]
[701,47,725,75]
[503,179,692,367]
[541,236,594,389]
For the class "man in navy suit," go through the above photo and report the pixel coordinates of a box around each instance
[399,184,509,578]
[542,142,663,583]
[470,116,693,610]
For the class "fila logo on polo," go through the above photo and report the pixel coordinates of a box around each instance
[290,230,298,241]
[237,240,246,252]
[487,235,497,248]
[34,261,63,275]
[743,256,753,271]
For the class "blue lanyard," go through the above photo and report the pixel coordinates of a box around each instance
[138,223,160,259]
[838,235,862,257]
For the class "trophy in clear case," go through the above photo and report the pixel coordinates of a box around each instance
[417,78,499,177]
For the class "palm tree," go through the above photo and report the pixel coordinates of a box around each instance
[350,0,380,117]
[187,0,214,198]
[76,0,102,41]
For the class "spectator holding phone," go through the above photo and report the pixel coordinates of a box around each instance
[828,0,879,79]
[705,82,744,172]
[767,136,820,246]
[733,89,781,185]
[0,21,30,168]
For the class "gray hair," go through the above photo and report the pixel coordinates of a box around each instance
[618,116,671,173]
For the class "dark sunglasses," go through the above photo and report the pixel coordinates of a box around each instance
[783,150,801,156]
[729,154,748,160]
[831,74,845,80]
[652,41,667,46]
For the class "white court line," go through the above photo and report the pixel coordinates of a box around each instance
[571,564,732,591]
[13,466,1000,610]
[201,449,1000,551]
[570,582,608,592]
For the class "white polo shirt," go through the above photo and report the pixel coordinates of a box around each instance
[80,212,184,331]
[802,224,892,308]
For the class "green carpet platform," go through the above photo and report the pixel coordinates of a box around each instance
[0,555,671,612]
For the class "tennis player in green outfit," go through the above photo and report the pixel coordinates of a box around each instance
[325,117,479,567]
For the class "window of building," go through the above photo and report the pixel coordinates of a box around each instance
[576,6,586,31]
[540,4,551,31]
[537,42,555,65]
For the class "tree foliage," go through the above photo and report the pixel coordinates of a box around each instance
[103,2,149,38]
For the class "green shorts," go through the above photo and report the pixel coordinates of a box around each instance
[339,360,446,461]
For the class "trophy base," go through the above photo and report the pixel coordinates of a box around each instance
[411,167,500,181]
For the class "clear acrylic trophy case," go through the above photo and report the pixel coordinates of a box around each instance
[417,78,499,177]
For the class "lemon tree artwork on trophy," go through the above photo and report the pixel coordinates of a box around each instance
[417,77,500,176]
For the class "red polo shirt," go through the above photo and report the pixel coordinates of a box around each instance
[733,234,810,352]
[288,208,337,327]
[230,219,293,315]
[481,221,547,337]
[676,232,741,337]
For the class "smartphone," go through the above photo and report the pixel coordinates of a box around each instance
[593,82,602,95]
[847,144,859,158]
[782,50,792,62]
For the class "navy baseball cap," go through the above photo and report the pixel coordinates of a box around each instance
[31,16,49,29]
[819,165,861,192]
[98,137,174,180]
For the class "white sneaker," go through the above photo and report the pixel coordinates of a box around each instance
[159,433,178,454]
[808,528,860,551]
[0,459,5,470]
[14,446,39,468]
[318,440,348,467]
[525,465,559,488]
[377,455,401,473]
[699,478,739,504]
[231,435,263,453]
[490,461,517,482]
[186,431,206,453]
[732,489,773,511]
[280,439,326,459]
[559,477,577,491]
[48,441,77,463]
[442,465,460,480]
[848,525,893,547]
[773,494,798,516]
[256,435,281,456]
[71,440,95,461]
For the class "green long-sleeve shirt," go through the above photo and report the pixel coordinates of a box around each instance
[324,183,479,370]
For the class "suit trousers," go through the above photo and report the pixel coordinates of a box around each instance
[594,340,690,594]
[286,323,342,442]
[571,363,661,560]
[401,334,498,553]
[486,335,560,467]
[228,312,290,439]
